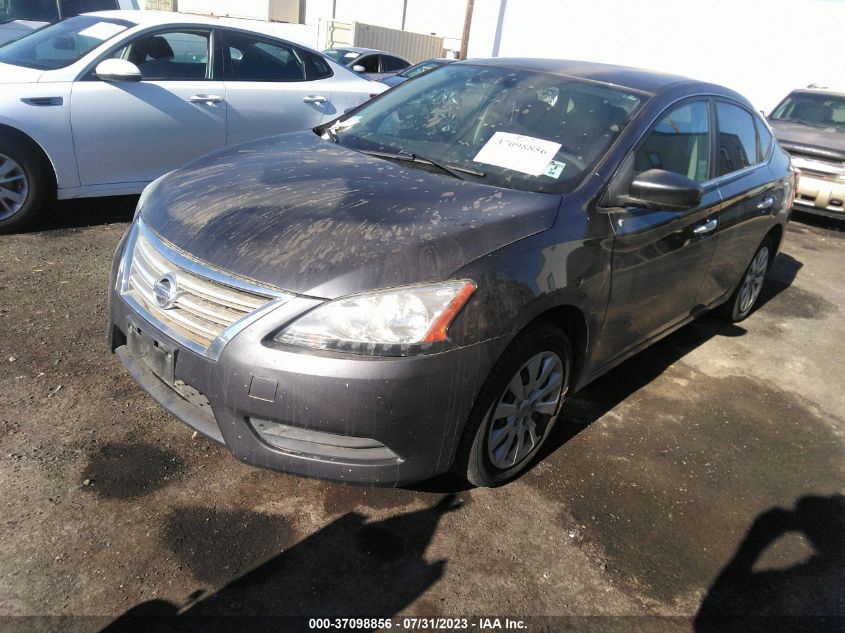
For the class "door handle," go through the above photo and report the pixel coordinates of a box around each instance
[302,95,328,104]
[189,94,223,104]
[756,196,775,211]
[693,218,718,236]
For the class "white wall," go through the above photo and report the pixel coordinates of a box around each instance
[467,0,845,113]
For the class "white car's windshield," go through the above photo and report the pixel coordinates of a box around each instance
[324,48,361,65]
[333,64,644,194]
[0,15,131,69]
[0,0,59,23]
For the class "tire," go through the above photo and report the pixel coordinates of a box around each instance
[453,321,572,487]
[0,136,54,234]
[718,236,774,323]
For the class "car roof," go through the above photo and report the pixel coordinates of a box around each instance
[83,9,306,33]
[81,10,330,51]
[787,88,845,98]
[327,46,392,56]
[457,58,739,97]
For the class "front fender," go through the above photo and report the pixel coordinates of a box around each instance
[0,82,76,189]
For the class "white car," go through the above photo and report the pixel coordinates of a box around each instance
[0,10,388,231]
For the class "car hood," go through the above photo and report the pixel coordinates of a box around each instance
[769,119,845,160]
[0,61,43,83]
[141,132,561,299]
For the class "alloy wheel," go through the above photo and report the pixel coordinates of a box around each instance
[0,154,29,222]
[486,351,565,470]
[738,246,769,314]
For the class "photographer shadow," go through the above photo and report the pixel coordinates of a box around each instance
[695,494,845,633]
[101,494,462,633]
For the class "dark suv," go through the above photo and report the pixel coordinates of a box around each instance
[769,88,845,220]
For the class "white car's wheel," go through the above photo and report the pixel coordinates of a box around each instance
[0,137,53,234]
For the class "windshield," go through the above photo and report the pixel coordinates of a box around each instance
[324,48,361,65]
[332,64,644,194]
[771,92,845,131]
[0,15,130,69]
[0,0,59,23]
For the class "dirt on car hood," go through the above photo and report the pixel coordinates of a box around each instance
[140,132,562,299]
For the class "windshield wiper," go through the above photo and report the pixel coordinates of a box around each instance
[360,149,485,180]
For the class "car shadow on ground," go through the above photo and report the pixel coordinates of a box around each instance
[417,250,803,494]
[100,494,461,632]
[20,195,139,233]
[694,494,845,633]
[535,249,802,471]
[790,209,844,233]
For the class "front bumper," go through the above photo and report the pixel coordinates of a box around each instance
[108,259,506,487]
[793,172,845,219]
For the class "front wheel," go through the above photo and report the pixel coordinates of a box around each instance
[453,322,572,487]
[0,139,53,234]
[718,237,773,322]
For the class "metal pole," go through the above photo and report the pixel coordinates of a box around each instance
[401,0,407,30]
[459,0,474,60]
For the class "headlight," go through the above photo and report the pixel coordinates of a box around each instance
[274,280,476,356]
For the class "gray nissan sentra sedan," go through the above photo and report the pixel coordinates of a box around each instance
[108,59,795,487]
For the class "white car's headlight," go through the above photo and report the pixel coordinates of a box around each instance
[274,280,476,356]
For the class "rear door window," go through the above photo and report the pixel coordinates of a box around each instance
[223,31,308,81]
[755,116,773,162]
[716,102,760,176]
[634,100,711,183]
[302,49,333,80]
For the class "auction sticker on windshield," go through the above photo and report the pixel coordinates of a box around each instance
[473,132,562,176]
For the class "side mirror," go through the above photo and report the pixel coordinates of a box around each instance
[627,169,703,210]
[351,64,365,73]
[95,59,142,83]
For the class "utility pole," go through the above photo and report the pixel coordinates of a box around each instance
[459,0,475,60]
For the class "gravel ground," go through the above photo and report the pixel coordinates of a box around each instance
[0,201,843,632]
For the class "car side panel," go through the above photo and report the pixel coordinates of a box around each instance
[591,187,721,372]
[224,80,336,146]
[70,79,228,186]
[702,165,782,304]
[450,191,615,389]
[0,82,79,190]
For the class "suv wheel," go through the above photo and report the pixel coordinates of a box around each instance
[454,322,571,487]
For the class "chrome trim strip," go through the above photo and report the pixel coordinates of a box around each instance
[118,222,140,294]
[119,219,296,361]
[207,299,290,360]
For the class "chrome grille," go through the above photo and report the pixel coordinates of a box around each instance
[121,224,281,355]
